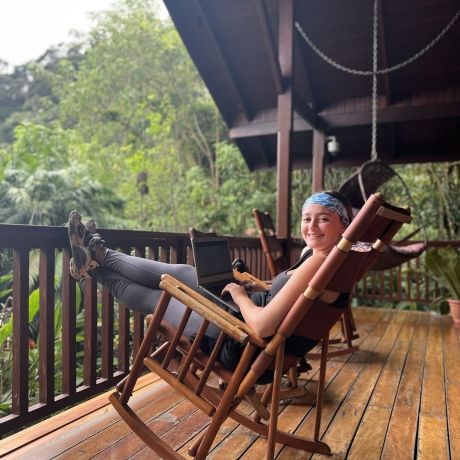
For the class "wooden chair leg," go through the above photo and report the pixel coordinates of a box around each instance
[267,343,284,459]
[194,345,257,459]
[117,291,171,404]
[314,335,329,441]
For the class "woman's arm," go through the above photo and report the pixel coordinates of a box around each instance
[223,253,327,337]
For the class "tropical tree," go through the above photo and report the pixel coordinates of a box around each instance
[0,122,124,226]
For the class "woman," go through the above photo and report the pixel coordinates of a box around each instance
[68,191,353,369]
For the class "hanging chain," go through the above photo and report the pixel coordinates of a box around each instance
[371,0,378,160]
[295,7,460,76]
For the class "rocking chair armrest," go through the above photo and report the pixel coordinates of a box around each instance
[160,274,267,348]
[232,270,271,290]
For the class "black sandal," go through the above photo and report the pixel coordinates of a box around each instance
[67,210,105,280]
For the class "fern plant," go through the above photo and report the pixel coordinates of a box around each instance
[425,248,460,300]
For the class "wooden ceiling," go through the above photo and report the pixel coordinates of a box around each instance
[164,0,460,171]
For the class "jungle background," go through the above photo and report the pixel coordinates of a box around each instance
[1,0,458,239]
[0,0,459,419]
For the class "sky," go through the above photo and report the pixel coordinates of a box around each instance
[0,0,168,68]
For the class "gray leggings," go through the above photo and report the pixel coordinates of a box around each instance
[93,250,220,338]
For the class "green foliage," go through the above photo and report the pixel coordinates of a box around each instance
[425,248,460,300]
[0,0,458,240]
[0,123,124,226]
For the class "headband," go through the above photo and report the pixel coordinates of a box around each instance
[302,192,350,226]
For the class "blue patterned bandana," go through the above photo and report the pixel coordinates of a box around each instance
[302,193,350,226]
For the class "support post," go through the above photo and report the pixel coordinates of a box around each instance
[276,0,294,239]
[312,130,325,193]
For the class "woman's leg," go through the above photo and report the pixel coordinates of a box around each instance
[94,267,220,338]
[101,249,198,290]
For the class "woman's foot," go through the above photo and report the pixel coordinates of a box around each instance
[67,210,106,281]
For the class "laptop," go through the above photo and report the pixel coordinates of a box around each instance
[190,236,240,312]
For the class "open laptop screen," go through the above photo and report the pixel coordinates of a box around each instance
[192,238,234,284]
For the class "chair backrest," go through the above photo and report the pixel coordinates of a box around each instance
[252,209,288,278]
[189,227,217,240]
[241,193,412,390]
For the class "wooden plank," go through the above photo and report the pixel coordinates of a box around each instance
[442,320,460,460]
[417,316,449,459]
[240,366,341,459]
[348,312,421,459]
[380,313,430,459]
[278,309,392,459]
[418,415,450,460]
[0,373,160,457]
[127,408,210,460]
[306,310,408,459]
[417,315,449,459]
[59,386,187,459]
[9,379,169,459]
[242,311,388,459]
[177,400,253,458]
[5,309,456,460]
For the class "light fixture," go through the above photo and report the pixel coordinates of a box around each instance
[326,136,340,156]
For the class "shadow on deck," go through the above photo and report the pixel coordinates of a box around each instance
[1,307,459,460]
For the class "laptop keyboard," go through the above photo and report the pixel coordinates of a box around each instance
[198,287,240,313]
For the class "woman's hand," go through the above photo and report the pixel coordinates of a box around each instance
[241,281,267,292]
[222,282,249,302]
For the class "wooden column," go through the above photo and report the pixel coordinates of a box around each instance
[276,0,294,239]
[312,130,325,192]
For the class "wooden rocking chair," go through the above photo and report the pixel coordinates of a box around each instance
[252,208,288,278]
[110,193,411,459]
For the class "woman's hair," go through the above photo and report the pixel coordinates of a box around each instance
[323,191,354,226]
[302,190,354,226]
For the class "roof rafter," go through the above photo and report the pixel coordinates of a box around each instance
[294,31,319,111]
[254,0,284,94]
[195,0,253,121]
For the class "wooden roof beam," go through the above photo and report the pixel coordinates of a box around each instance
[229,99,460,138]
[195,0,253,121]
[293,89,327,132]
[322,100,460,127]
[294,31,318,111]
[254,0,284,94]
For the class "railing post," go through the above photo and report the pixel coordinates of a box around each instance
[62,249,76,396]
[101,287,114,380]
[39,248,55,405]
[83,278,98,388]
[12,249,29,416]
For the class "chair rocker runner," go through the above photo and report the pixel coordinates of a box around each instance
[110,193,411,459]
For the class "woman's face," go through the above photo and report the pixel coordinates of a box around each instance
[301,204,345,254]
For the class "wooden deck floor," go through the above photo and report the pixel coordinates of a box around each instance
[2,307,459,460]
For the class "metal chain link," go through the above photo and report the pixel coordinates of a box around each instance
[295,7,460,76]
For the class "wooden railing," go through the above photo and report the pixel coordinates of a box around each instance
[354,241,460,308]
[0,222,456,435]
[0,224,275,435]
